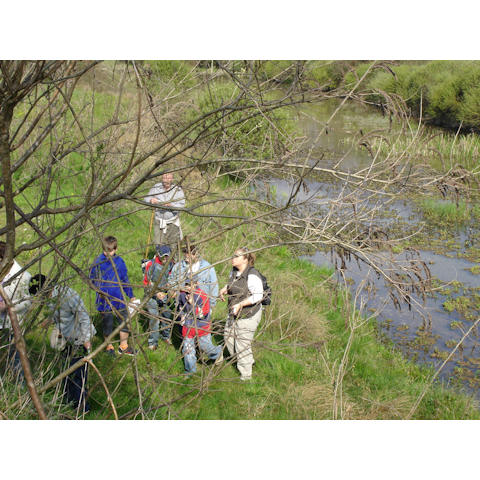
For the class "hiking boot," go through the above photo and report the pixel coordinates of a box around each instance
[118,345,136,356]
[214,351,224,365]
[148,345,158,351]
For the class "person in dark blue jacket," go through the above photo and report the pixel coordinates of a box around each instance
[89,236,136,356]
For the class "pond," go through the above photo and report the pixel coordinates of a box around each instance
[257,98,480,398]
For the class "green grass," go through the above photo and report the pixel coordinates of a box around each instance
[7,153,480,420]
[365,60,480,131]
[12,194,478,420]
[326,310,479,419]
[417,198,480,226]
[3,61,480,420]
[145,60,196,93]
[367,126,480,173]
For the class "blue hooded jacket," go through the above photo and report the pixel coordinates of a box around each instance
[89,253,134,312]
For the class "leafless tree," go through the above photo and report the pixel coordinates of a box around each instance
[0,60,447,419]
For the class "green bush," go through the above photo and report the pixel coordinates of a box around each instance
[258,60,354,90]
[459,85,480,126]
[258,60,299,84]
[365,60,480,130]
[303,61,351,90]
[185,81,298,165]
[145,60,195,92]
[367,64,428,113]
[343,62,376,90]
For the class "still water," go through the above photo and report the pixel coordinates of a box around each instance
[259,99,480,397]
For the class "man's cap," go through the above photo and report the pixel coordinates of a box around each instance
[155,245,171,257]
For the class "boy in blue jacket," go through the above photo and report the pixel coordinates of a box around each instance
[89,236,136,356]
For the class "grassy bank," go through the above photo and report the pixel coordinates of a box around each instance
[5,172,479,420]
[3,61,480,420]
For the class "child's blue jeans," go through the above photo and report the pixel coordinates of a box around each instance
[182,334,222,374]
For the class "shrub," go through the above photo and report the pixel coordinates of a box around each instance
[365,60,480,130]
[258,61,356,90]
[185,81,298,166]
[304,60,355,90]
[343,62,376,90]
[145,60,195,92]
[258,60,299,84]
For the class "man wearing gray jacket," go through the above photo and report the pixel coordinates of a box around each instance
[30,274,96,414]
[144,172,186,250]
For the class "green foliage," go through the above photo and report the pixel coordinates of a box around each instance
[145,60,195,92]
[304,61,334,88]
[258,60,357,91]
[469,265,480,275]
[186,81,297,164]
[443,296,472,316]
[304,61,366,91]
[459,85,480,125]
[443,299,456,313]
[258,60,299,84]
[343,62,376,90]
[367,64,429,114]
[418,198,480,226]
[366,60,480,130]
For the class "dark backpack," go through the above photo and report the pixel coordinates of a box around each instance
[249,267,272,306]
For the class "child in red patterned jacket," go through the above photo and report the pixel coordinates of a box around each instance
[176,281,223,375]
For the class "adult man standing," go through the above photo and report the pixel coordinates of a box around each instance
[144,173,186,250]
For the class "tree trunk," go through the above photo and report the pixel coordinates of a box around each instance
[0,100,48,420]
[0,286,48,420]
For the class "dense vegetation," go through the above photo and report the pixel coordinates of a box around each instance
[258,60,480,132]
[145,60,480,132]
[8,175,479,420]
[1,60,479,420]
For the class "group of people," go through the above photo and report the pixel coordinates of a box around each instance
[87,234,265,385]
[0,172,268,415]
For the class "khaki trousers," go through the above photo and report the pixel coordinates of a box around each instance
[153,221,182,248]
[224,307,262,379]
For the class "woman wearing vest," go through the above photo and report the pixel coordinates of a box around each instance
[219,247,264,381]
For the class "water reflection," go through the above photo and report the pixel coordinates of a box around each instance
[302,248,480,393]
[257,99,480,397]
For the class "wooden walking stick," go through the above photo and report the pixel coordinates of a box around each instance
[144,209,155,259]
